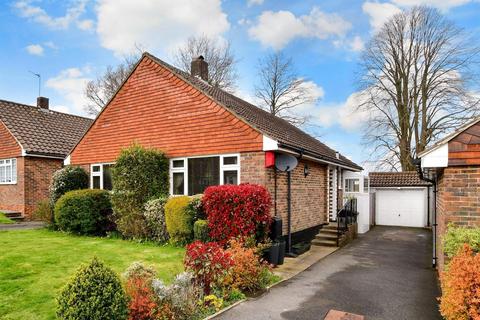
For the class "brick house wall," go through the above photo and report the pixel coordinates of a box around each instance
[436,166,480,271]
[240,152,328,235]
[23,157,63,217]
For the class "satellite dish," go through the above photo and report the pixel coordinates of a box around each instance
[275,154,298,172]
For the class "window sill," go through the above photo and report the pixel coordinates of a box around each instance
[0,182,17,185]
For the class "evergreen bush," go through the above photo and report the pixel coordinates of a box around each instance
[165,196,194,245]
[50,166,89,205]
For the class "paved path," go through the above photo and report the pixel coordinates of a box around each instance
[216,226,441,320]
[0,221,46,231]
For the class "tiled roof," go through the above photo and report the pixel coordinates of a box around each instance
[369,171,431,187]
[145,53,362,171]
[0,99,93,158]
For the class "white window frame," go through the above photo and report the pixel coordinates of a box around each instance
[345,178,360,193]
[90,163,114,190]
[169,154,240,196]
[0,158,17,184]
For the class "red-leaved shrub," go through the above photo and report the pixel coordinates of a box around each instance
[125,277,159,320]
[184,241,233,294]
[440,244,480,320]
[202,184,272,246]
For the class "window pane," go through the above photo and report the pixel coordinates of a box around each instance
[223,170,238,185]
[188,157,219,195]
[223,156,238,165]
[11,159,16,182]
[0,166,5,183]
[103,165,113,190]
[353,180,360,192]
[363,178,369,191]
[172,160,184,168]
[92,176,101,189]
[173,172,185,195]
[92,165,101,172]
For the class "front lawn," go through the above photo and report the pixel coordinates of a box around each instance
[0,212,14,224]
[0,229,185,320]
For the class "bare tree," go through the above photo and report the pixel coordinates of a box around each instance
[84,54,139,116]
[255,52,318,125]
[359,6,480,171]
[174,35,237,92]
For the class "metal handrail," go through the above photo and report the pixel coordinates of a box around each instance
[336,198,358,246]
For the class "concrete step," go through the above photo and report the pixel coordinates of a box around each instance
[315,233,338,240]
[311,239,338,247]
[1,210,24,221]
[319,228,338,235]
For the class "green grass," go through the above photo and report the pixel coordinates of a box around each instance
[0,229,185,320]
[0,212,14,224]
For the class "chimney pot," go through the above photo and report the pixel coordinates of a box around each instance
[190,55,208,81]
[37,97,49,109]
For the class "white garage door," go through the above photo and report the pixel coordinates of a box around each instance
[375,188,426,227]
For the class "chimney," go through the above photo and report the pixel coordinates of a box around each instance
[190,55,208,81]
[37,96,49,109]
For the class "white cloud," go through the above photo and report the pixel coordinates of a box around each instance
[391,0,473,12]
[247,0,264,6]
[362,1,401,31]
[43,41,58,49]
[96,0,230,56]
[77,19,94,31]
[26,44,44,56]
[14,0,88,30]
[248,7,352,50]
[350,36,365,52]
[46,67,92,115]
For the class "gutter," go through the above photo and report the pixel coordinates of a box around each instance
[277,143,362,172]
[413,158,437,268]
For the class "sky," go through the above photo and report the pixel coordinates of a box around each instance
[1,0,480,167]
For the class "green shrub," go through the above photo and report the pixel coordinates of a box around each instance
[165,196,193,245]
[194,220,209,242]
[50,166,89,205]
[443,224,480,258]
[0,212,14,224]
[54,189,113,235]
[32,200,54,224]
[56,257,128,320]
[111,144,169,239]
[143,197,169,243]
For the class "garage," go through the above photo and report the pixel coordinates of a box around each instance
[369,172,431,228]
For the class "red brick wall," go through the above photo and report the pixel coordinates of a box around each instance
[23,157,63,217]
[0,121,21,158]
[0,157,25,214]
[436,166,480,270]
[240,152,328,235]
[70,56,263,165]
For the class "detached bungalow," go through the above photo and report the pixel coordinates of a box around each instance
[67,53,362,242]
[0,98,92,218]
[419,117,480,269]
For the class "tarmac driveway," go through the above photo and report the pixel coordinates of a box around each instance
[216,226,441,320]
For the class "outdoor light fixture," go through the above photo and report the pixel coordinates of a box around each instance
[304,163,309,177]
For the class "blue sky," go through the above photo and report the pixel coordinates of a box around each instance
[1,0,479,167]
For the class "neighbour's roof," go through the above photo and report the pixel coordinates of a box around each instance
[418,116,480,158]
[369,171,431,187]
[0,99,93,158]
[144,53,362,171]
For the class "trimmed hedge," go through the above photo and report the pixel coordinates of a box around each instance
[50,166,89,205]
[57,257,128,320]
[54,189,113,235]
[193,219,209,242]
[202,184,272,246]
[165,196,194,245]
[111,144,169,239]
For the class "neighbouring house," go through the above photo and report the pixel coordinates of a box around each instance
[342,171,370,234]
[66,52,362,244]
[0,98,93,218]
[369,172,432,229]
[418,117,480,270]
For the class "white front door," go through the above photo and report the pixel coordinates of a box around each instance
[375,188,427,227]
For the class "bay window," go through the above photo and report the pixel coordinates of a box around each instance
[91,164,113,190]
[170,154,240,196]
[0,158,17,184]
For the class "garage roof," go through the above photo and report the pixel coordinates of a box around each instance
[369,172,431,188]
